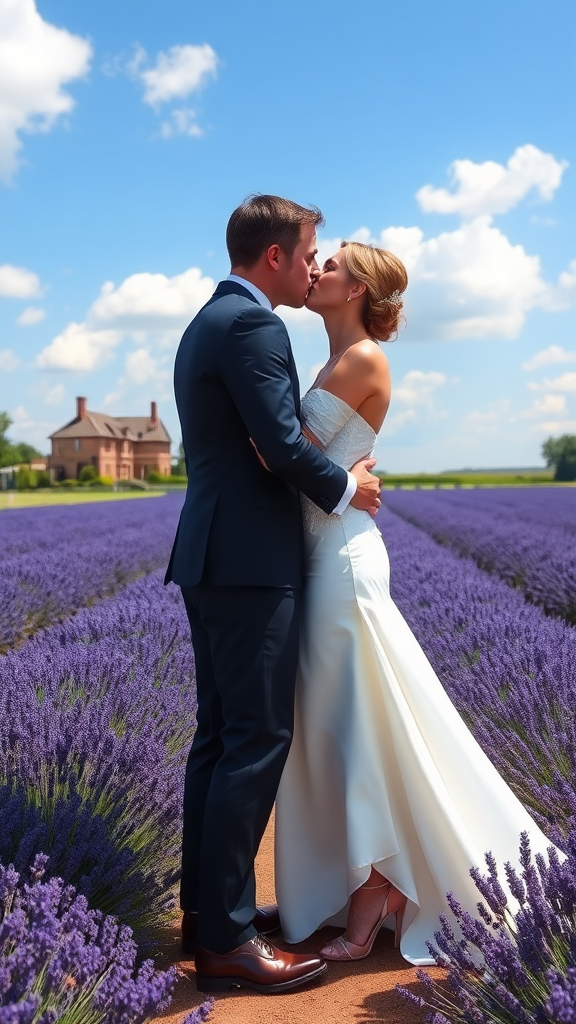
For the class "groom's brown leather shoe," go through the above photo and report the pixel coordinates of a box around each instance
[181,905,281,955]
[195,934,327,993]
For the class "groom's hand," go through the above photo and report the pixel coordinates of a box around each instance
[349,458,381,516]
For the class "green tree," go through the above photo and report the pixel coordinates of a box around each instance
[173,440,187,477]
[0,411,13,467]
[0,410,43,467]
[541,434,576,482]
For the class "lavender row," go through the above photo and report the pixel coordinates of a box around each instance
[377,506,576,840]
[0,569,195,936]
[0,495,182,557]
[412,484,576,535]
[0,492,184,649]
[384,487,576,625]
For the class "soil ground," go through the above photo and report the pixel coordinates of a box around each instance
[151,811,443,1024]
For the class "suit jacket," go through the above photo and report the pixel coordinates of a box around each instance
[164,280,349,588]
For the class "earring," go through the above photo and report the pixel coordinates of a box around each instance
[346,297,351,303]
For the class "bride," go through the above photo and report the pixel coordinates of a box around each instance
[274,240,555,965]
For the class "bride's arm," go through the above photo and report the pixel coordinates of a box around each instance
[302,426,323,448]
[250,425,322,471]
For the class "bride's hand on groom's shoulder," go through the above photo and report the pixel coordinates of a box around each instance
[350,458,382,516]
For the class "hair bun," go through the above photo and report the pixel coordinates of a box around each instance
[341,242,407,342]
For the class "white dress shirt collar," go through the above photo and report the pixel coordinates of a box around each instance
[226,274,272,311]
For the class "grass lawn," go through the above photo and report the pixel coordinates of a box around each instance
[378,470,566,488]
[0,490,167,510]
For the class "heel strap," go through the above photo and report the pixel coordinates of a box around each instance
[361,880,390,890]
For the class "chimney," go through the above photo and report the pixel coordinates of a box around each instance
[150,401,158,427]
[76,396,87,420]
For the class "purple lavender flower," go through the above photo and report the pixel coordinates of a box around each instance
[0,570,196,934]
[0,492,184,649]
[383,487,576,624]
[398,832,576,1023]
[0,856,179,1024]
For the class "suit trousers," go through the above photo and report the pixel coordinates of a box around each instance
[179,583,301,953]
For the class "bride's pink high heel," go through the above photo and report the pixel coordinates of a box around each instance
[320,880,407,961]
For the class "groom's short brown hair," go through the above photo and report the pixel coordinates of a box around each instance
[226,194,324,269]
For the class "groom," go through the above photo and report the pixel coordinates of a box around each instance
[165,194,381,993]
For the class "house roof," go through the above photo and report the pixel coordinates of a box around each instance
[114,416,171,443]
[50,411,171,443]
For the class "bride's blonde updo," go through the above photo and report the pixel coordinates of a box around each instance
[341,241,408,342]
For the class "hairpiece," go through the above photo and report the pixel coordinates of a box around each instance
[376,289,403,308]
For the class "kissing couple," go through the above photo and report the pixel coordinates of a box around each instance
[165,194,555,994]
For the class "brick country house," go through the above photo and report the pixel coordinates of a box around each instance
[48,397,172,482]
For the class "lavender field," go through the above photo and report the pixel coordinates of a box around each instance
[1,488,575,1022]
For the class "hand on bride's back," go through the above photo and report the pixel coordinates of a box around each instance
[350,458,381,516]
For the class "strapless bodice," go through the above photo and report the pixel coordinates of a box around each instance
[300,388,377,536]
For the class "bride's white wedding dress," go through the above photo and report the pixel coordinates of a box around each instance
[274,387,554,966]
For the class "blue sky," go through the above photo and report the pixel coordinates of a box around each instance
[1,0,575,472]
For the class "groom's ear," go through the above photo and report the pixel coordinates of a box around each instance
[266,244,282,272]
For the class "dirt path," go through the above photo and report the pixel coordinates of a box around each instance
[151,812,442,1024]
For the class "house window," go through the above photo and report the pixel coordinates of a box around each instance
[105,440,111,452]
[105,464,111,476]
[74,439,81,452]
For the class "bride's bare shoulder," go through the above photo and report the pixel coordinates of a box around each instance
[338,339,390,381]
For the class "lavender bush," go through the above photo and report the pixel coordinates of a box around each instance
[377,507,576,839]
[399,484,576,535]
[0,853,179,1024]
[0,493,183,650]
[0,571,196,934]
[398,830,576,1024]
[384,487,576,624]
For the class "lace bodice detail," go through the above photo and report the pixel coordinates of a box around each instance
[301,388,377,534]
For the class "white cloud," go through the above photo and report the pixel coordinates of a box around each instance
[544,258,576,311]
[463,410,501,427]
[382,407,417,436]
[103,391,122,408]
[36,322,123,372]
[11,404,34,430]
[159,107,204,138]
[90,267,214,329]
[380,216,563,341]
[521,394,568,418]
[36,265,215,371]
[0,348,20,371]
[537,419,576,435]
[7,403,53,453]
[125,348,157,385]
[137,44,218,107]
[44,383,65,405]
[382,371,447,436]
[17,305,45,325]
[0,263,41,297]
[43,382,65,405]
[528,372,576,394]
[0,0,91,182]
[416,145,567,219]
[393,370,447,406]
[461,400,514,435]
[522,345,576,371]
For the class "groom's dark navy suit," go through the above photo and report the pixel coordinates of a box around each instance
[165,280,348,953]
